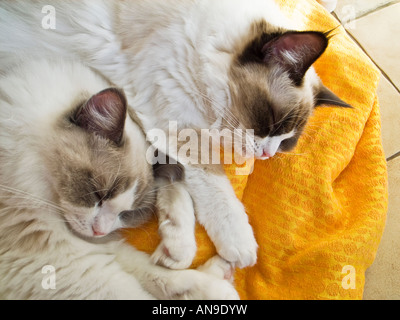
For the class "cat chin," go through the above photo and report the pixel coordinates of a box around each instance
[75,224,119,239]
[68,225,121,244]
[62,213,115,241]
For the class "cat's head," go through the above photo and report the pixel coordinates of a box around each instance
[226,23,351,159]
[47,88,155,239]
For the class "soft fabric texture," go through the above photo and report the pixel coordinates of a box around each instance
[124,0,388,300]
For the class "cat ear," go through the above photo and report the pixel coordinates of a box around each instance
[262,31,329,85]
[314,84,352,108]
[73,88,127,145]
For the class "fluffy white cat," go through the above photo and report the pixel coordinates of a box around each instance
[0,58,239,299]
[0,0,350,270]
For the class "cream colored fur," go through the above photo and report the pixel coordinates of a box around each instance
[0,59,239,299]
[0,0,335,270]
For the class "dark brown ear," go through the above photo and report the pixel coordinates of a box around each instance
[262,31,329,86]
[73,88,127,145]
[315,85,352,108]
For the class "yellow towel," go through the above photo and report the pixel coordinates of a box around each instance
[124,0,388,300]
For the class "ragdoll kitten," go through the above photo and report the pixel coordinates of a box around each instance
[0,59,239,300]
[0,0,351,270]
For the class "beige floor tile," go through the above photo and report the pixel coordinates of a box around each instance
[363,157,400,299]
[378,77,400,159]
[347,3,400,89]
[335,0,398,21]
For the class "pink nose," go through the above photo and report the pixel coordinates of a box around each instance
[262,151,272,158]
[92,226,106,237]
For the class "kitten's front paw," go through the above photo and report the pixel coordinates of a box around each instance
[215,223,258,269]
[196,255,235,282]
[151,224,197,270]
[165,256,239,300]
[170,272,240,300]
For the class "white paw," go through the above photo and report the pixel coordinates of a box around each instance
[164,257,240,300]
[196,255,235,282]
[169,273,240,300]
[151,221,197,270]
[187,275,240,300]
[151,241,196,270]
[214,224,258,269]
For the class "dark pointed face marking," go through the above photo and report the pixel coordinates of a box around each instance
[225,20,351,158]
[46,87,155,238]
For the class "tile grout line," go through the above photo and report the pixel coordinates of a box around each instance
[331,12,400,95]
[331,11,400,164]
[344,30,400,163]
[387,151,400,162]
[355,1,400,20]
[346,30,400,94]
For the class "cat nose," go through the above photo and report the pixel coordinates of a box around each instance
[92,225,107,237]
[262,150,272,158]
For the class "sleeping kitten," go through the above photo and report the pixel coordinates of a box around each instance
[0,59,239,299]
[0,0,351,269]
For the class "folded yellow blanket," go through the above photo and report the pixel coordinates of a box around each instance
[124,0,388,300]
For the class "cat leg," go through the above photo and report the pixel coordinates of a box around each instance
[196,255,235,283]
[116,244,239,300]
[184,165,258,269]
[151,181,197,269]
[157,255,239,300]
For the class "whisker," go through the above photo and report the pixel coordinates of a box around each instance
[278,151,309,156]
[192,89,242,131]
[0,184,65,213]
[186,90,260,153]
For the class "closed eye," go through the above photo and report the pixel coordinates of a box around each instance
[91,177,126,206]
[94,191,106,206]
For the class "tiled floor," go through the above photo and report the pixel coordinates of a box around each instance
[332,0,400,300]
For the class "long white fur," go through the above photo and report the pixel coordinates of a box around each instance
[0,0,310,269]
[0,0,294,134]
[0,59,239,299]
